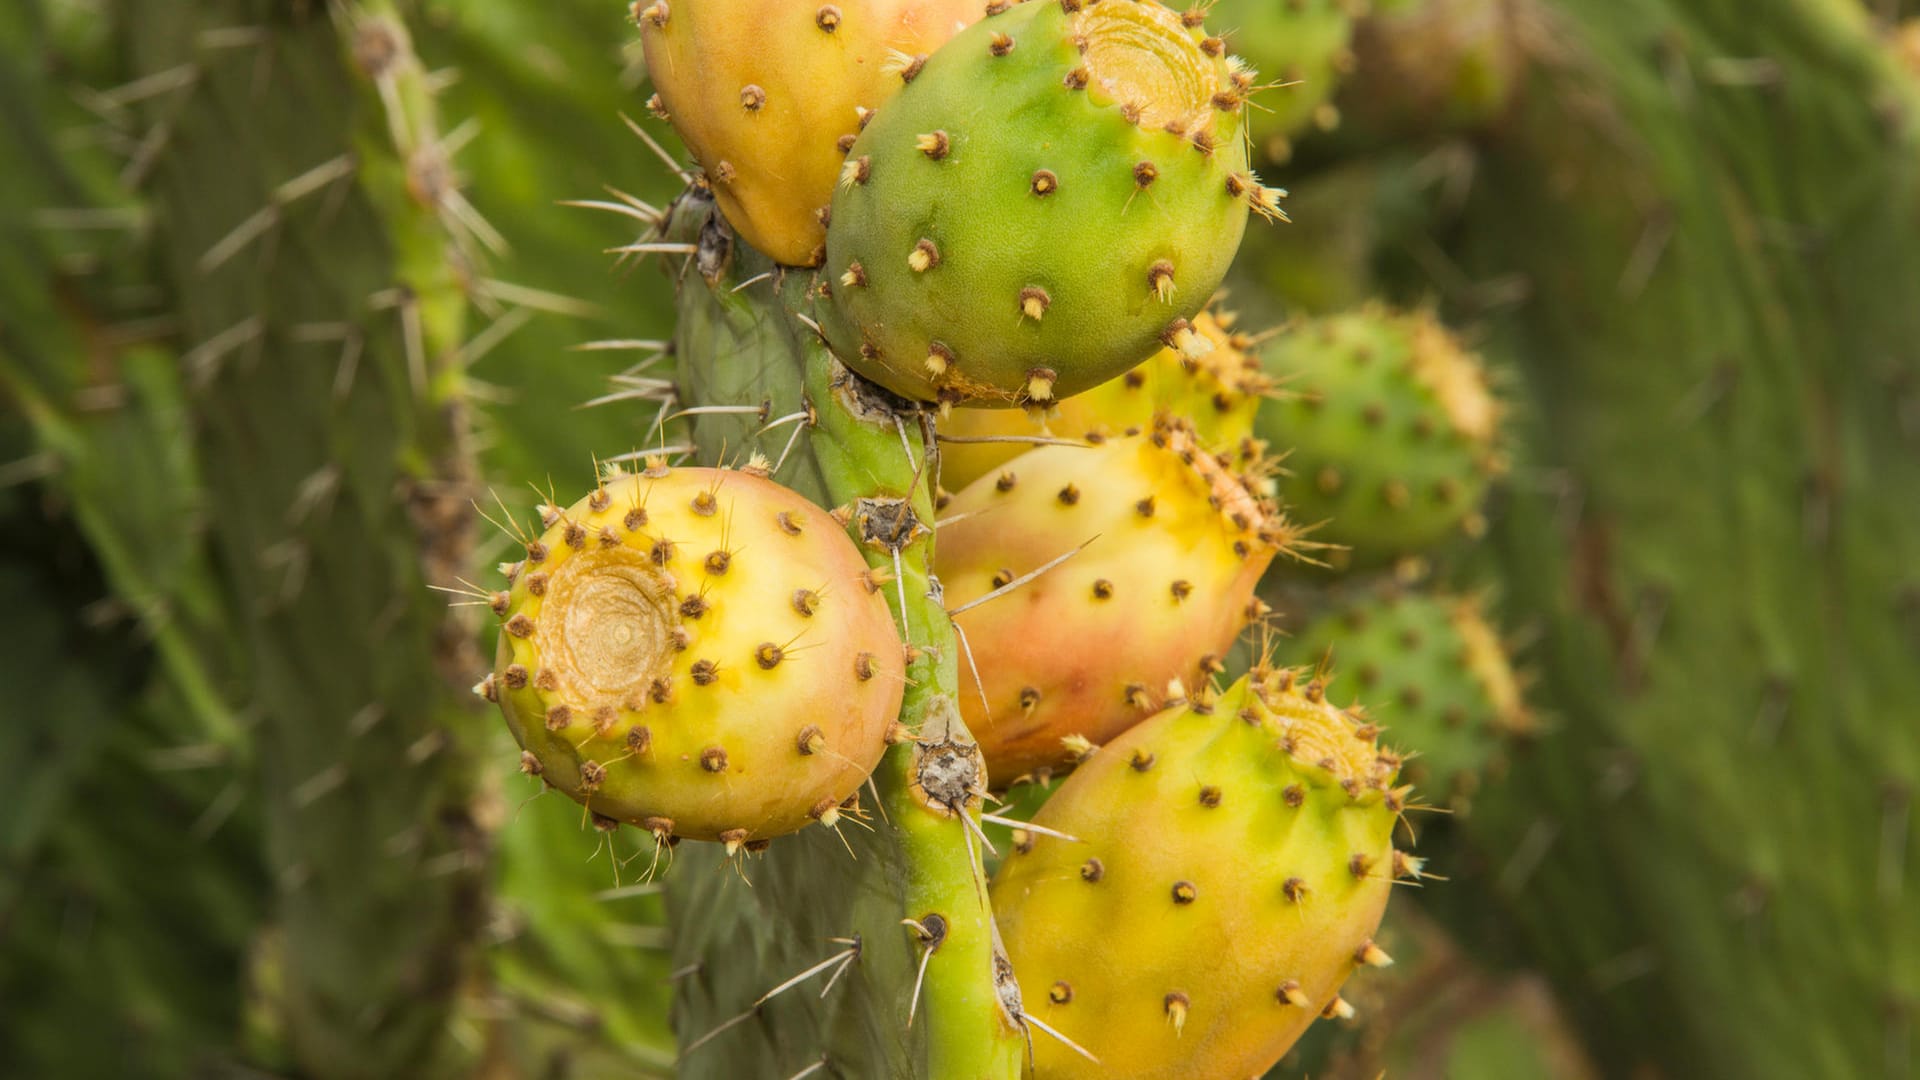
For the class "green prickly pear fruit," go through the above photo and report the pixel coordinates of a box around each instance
[936,305,1273,492]
[1208,0,1361,162]
[937,417,1295,786]
[991,662,1412,1078]
[1288,588,1533,810]
[635,0,983,266]
[821,0,1277,407]
[1256,304,1502,569]
[486,459,904,850]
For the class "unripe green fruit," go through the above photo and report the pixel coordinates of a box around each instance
[821,0,1276,407]
[1256,304,1502,568]
[486,460,903,849]
[1288,588,1533,809]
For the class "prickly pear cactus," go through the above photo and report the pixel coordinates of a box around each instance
[636,0,983,266]
[935,304,1273,492]
[937,417,1294,785]
[992,662,1415,1077]
[1257,304,1502,569]
[1287,588,1533,811]
[819,0,1275,405]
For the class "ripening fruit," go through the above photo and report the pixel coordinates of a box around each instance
[1256,304,1503,568]
[482,459,903,850]
[937,416,1300,786]
[935,304,1272,492]
[821,0,1280,407]
[992,662,1413,1078]
[635,0,983,266]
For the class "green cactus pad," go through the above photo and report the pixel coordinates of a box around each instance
[820,0,1271,407]
[991,663,1412,1078]
[1256,304,1502,568]
[1288,588,1533,811]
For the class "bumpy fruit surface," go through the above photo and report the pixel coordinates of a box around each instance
[636,0,981,266]
[937,417,1291,785]
[992,664,1410,1078]
[1289,588,1532,809]
[487,461,904,846]
[1256,304,1501,568]
[1210,0,1359,161]
[821,0,1274,406]
[936,306,1271,492]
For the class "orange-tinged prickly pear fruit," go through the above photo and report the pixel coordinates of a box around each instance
[937,306,1273,493]
[991,663,1412,1078]
[485,459,903,848]
[936,416,1300,786]
[635,0,983,266]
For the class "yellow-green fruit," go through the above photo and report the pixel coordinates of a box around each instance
[486,461,904,847]
[636,0,982,266]
[936,307,1272,492]
[937,417,1294,786]
[992,665,1410,1078]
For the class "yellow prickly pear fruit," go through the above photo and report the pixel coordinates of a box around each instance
[991,664,1412,1078]
[635,0,983,266]
[484,459,903,848]
[937,306,1273,493]
[936,416,1299,786]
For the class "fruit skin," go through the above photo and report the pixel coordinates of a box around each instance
[1288,588,1533,810]
[937,417,1291,785]
[492,462,903,844]
[991,664,1409,1079]
[1256,304,1501,568]
[935,305,1272,492]
[821,0,1269,407]
[637,0,982,267]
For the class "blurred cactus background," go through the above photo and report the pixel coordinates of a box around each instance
[3,0,1918,1078]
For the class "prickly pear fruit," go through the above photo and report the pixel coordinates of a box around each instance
[821,0,1276,407]
[936,305,1272,492]
[486,460,904,848]
[937,417,1295,786]
[1208,0,1359,162]
[635,0,982,266]
[991,663,1412,1078]
[1288,589,1533,810]
[1255,304,1502,568]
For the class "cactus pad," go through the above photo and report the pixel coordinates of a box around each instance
[637,0,982,266]
[489,461,903,846]
[991,663,1411,1077]
[937,417,1293,785]
[821,0,1272,406]
[1256,304,1501,568]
